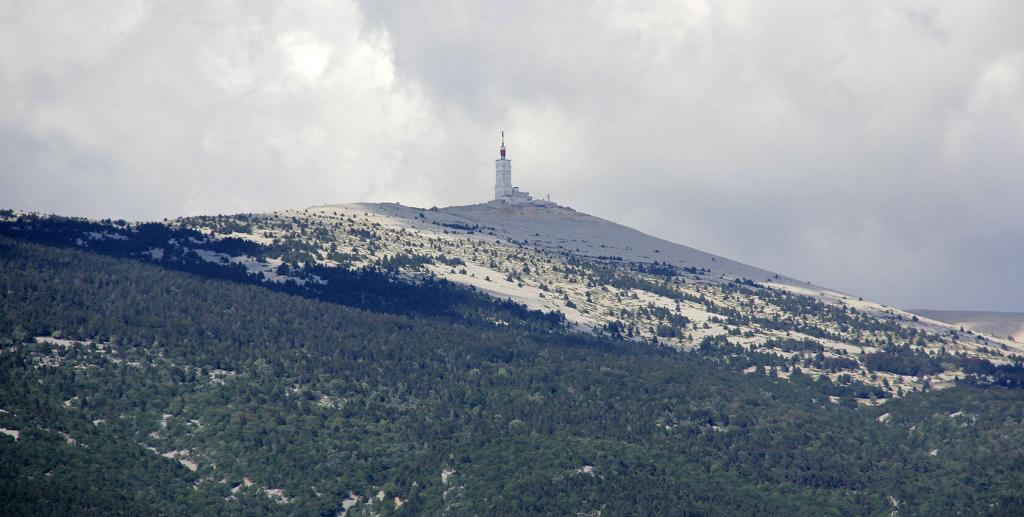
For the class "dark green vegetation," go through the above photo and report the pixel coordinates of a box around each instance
[0,214,565,331]
[2,231,1024,515]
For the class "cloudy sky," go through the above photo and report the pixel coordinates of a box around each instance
[2,0,1022,311]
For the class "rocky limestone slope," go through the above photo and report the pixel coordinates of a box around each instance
[160,201,1024,399]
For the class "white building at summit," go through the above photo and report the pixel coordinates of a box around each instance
[494,132,533,205]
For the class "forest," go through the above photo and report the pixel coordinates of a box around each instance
[1,230,1024,515]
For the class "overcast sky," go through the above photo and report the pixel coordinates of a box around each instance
[2,1,1022,311]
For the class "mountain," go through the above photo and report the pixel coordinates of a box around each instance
[5,202,1023,394]
[2,204,1023,514]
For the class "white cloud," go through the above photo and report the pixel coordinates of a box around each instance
[0,0,444,216]
[278,32,333,81]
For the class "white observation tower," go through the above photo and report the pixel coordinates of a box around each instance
[494,131,532,205]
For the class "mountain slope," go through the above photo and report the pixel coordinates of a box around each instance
[300,202,1023,394]
[4,204,1022,399]
[3,236,1024,515]
[357,201,784,282]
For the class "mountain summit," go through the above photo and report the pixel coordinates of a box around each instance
[358,201,782,282]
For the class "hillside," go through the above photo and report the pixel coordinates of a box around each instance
[4,203,1022,398]
[364,201,782,281]
[2,236,1024,515]
[173,202,1022,395]
[2,205,1024,514]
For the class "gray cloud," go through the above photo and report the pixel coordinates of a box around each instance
[2,0,1022,311]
